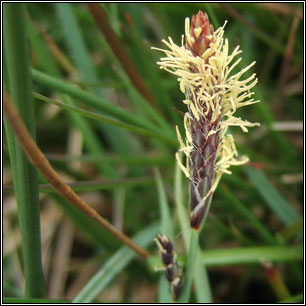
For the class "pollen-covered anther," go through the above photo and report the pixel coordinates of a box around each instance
[152,10,260,231]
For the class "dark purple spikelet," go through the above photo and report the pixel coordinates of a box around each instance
[188,108,221,229]
[154,234,183,301]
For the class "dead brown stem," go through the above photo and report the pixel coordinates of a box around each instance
[3,89,150,259]
[86,3,158,110]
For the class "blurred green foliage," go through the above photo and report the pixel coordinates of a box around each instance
[3,3,303,303]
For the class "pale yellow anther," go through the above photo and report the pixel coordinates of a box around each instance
[185,18,190,36]
[190,103,200,120]
[153,15,259,190]
[179,80,186,94]
[176,152,190,178]
[176,125,185,150]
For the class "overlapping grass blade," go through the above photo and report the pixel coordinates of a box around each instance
[245,166,300,226]
[49,194,121,250]
[73,223,158,303]
[31,69,177,145]
[55,3,137,154]
[148,244,302,268]
[34,92,177,145]
[218,186,276,244]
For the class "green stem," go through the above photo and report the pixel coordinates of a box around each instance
[3,4,45,297]
[179,230,199,302]
[174,158,212,302]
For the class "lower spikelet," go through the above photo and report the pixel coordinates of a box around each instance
[152,11,260,230]
[154,234,183,301]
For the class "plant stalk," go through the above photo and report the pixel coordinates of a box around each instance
[178,229,199,302]
[3,90,149,259]
[3,3,45,297]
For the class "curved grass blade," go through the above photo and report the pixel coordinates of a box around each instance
[219,186,276,244]
[55,3,137,154]
[34,92,177,145]
[31,69,160,131]
[73,223,159,303]
[50,194,120,249]
[245,166,301,226]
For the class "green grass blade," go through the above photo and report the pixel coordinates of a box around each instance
[31,69,177,145]
[279,218,303,241]
[219,186,276,244]
[45,153,171,166]
[16,177,154,193]
[178,230,199,303]
[193,251,212,303]
[154,168,175,241]
[201,244,302,266]
[62,95,117,177]
[279,293,303,303]
[55,3,104,96]
[114,66,174,135]
[245,167,301,226]
[50,194,120,249]
[157,275,172,303]
[174,157,190,244]
[3,3,45,297]
[25,17,60,77]
[3,298,70,304]
[149,244,302,268]
[55,3,137,154]
[73,223,159,303]
[34,92,176,145]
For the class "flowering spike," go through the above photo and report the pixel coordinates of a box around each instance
[152,11,260,230]
[186,11,214,57]
[154,234,183,301]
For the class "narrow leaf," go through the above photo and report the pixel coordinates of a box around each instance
[73,223,158,303]
[245,166,300,226]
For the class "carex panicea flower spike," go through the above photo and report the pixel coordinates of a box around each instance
[152,11,260,230]
[154,234,183,301]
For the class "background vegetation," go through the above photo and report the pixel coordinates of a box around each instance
[3,3,303,303]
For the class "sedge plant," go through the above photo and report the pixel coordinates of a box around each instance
[153,10,260,302]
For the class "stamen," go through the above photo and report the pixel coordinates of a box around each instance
[152,11,259,231]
